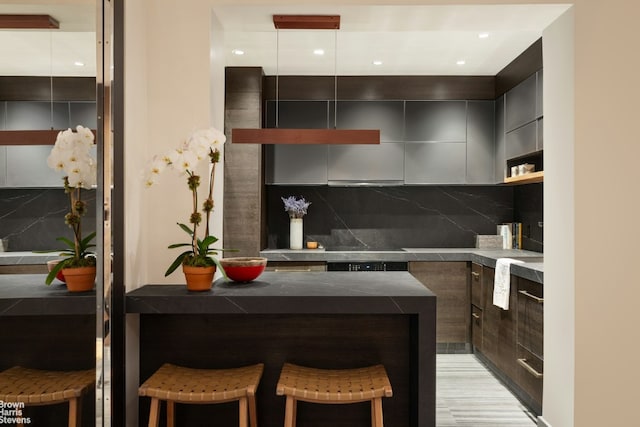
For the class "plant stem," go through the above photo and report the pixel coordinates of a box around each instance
[70,187,81,260]
[190,172,198,257]
[205,162,216,238]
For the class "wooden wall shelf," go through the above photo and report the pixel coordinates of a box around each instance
[504,171,544,185]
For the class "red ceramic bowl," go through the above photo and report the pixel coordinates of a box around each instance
[46,260,66,283]
[220,257,267,283]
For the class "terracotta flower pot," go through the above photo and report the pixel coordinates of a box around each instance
[182,265,216,291]
[61,266,96,292]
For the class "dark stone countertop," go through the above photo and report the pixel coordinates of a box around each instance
[261,248,544,284]
[0,252,60,265]
[126,271,435,314]
[0,274,96,316]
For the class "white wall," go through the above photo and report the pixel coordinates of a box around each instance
[123,1,640,426]
[542,8,575,427]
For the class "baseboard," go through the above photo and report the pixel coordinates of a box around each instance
[538,416,551,427]
[436,342,472,354]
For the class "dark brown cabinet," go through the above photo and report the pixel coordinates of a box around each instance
[474,265,544,415]
[516,278,544,411]
[409,261,470,344]
[470,263,484,351]
[481,265,518,380]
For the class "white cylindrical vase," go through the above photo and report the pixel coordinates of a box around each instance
[289,217,303,250]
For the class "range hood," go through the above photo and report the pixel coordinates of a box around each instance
[231,15,381,146]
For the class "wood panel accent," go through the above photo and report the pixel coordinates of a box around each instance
[232,128,380,144]
[0,129,98,146]
[0,14,59,29]
[263,75,496,101]
[504,171,544,185]
[495,38,542,97]
[409,261,470,344]
[0,77,96,101]
[223,67,266,256]
[273,14,340,30]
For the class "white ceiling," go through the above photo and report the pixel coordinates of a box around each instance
[0,3,570,77]
[0,3,96,76]
[215,4,571,76]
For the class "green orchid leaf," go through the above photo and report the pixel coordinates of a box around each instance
[177,223,194,236]
[45,258,69,285]
[165,251,192,276]
[212,257,228,280]
[56,236,76,249]
[168,242,191,249]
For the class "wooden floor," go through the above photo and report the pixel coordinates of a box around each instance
[436,354,537,426]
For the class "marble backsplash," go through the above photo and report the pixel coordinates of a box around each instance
[0,189,96,252]
[266,185,536,250]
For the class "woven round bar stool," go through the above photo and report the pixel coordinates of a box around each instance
[276,363,393,427]
[138,363,264,427]
[0,366,95,427]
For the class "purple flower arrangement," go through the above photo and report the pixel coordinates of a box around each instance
[281,196,311,219]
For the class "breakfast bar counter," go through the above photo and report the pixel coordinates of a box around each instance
[127,271,436,427]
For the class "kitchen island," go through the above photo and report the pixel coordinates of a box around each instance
[127,271,436,427]
[0,274,96,426]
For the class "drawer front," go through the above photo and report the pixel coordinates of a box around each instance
[516,345,543,409]
[517,279,544,358]
[471,304,483,351]
[471,262,483,307]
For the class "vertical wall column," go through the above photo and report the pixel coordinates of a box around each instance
[223,67,265,256]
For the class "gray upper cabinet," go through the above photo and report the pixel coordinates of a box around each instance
[69,102,97,129]
[536,70,543,119]
[335,101,404,142]
[466,101,495,184]
[405,101,467,142]
[495,95,506,183]
[265,144,328,185]
[0,103,5,130]
[265,100,329,129]
[405,142,466,184]
[505,73,537,133]
[5,145,64,187]
[5,101,69,130]
[505,121,537,160]
[536,118,543,151]
[265,101,330,185]
[327,142,404,183]
[329,100,405,183]
[0,147,6,187]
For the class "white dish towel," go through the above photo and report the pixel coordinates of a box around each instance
[493,258,524,310]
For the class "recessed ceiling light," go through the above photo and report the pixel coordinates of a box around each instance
[478,33,490,39]
[372,60,383,66]
[74,61,85,67]
[231,49,244,56]
[456,60,466,66]
[313,49,325,56]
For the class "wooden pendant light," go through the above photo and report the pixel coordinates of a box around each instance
[0,14,59,29]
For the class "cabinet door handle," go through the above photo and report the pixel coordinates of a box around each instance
[274,268,312,272]
[518,290,544,303]
[472,313,480,320]
[471,272,480,279]
[517,358,543,378]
